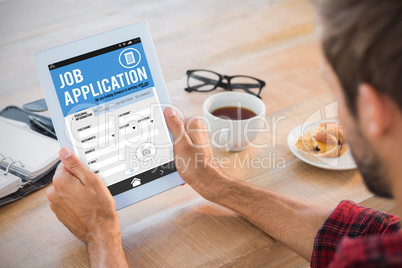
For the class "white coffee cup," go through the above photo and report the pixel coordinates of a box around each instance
[203,92,266,151]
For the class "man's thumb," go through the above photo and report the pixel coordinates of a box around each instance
[164,107,192,148]
[59,147,90,184]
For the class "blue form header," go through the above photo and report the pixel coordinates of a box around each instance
[50,41,154,117]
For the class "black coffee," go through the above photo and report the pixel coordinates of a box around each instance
[211,106,257,120]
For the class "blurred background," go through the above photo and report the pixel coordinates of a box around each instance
[0,0,322,117]
[1,2,344,267]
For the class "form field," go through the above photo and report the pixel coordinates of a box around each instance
[79,122,114,139]
[99,164,126,178]
[86,129,159,160]
[89,154,123,170]
[118,108,151,124]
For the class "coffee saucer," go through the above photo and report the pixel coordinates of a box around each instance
[287,121,357,171]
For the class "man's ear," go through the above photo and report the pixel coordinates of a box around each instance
[357,83,394,139]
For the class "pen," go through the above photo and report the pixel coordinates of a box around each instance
[28,115,57,139]
[32,116,55,132]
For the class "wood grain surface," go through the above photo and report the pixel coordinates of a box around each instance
[0,0,397,267]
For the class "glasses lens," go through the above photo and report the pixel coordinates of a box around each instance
[230,76,262,96]
[188,71,220,91]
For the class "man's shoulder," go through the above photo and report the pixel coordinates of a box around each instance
[311,200,400,268]
[330,233,402,267]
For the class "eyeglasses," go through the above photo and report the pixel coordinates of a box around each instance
[185,69,266,98]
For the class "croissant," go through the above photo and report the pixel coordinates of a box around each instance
[295,122,348,158]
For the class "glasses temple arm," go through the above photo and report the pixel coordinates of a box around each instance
[188,74,229,90]
[190,74,218,83]
[230,83,262,90]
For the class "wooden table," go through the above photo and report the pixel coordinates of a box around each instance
[0,0,397,267]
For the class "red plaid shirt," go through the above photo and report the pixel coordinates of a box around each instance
[311,200,401,267]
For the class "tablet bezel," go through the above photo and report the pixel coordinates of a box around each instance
[34,22,183,210]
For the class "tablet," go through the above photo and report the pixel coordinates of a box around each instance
[34,22,183,210]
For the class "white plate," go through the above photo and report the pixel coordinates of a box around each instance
[287,121,357,170]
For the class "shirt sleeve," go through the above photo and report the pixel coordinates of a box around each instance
[328,234,402,267]
[310,200,400,268]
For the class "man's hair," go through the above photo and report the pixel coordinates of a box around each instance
[318,0,402,115]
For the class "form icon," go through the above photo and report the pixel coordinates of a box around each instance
[136,142,157,162]
[119,48,141,68]
[124,52,136,65]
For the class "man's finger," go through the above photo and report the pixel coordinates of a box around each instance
[184,117,210,146]
[46,186,56,203]
[59,147,90,185]
[55,162,64,173]
[164,107,192,148]
[49,202,55,213]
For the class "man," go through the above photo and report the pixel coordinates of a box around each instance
[47,0,402,267]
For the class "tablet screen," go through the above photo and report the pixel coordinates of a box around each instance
[48,38,176,196]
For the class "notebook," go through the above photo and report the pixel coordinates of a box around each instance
[0,172,21,199]
[0,117,60,197]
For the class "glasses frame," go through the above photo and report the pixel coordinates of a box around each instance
[185,69,266,98]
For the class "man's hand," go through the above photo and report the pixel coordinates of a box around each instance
[47,147,128,267]
[47,148,117,243]
[164,107,332,261]
[163,107,232,202]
